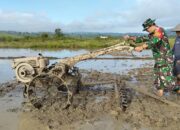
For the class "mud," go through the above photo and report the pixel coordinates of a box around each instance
[0,81,23,130]
[0,81,19,97]
[0,68,180,130]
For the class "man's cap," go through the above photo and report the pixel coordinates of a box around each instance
[172,24,180,32]
[142,18,156,31]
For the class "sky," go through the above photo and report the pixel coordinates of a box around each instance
[0,0,179,33]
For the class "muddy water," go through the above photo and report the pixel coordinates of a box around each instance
[0,83,23,130]
[0,60,14,83]
[0,48,88,58]
[0,48,88,83]
[0,48,153,83]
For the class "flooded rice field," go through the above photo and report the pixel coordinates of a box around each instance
[0,48,153,83]
[1,48,179,130]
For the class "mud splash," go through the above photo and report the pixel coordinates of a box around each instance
[0,68,180,130]
[0,81,23,130]
[22,69,180,130]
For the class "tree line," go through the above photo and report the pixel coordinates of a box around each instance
[0,28,64,42]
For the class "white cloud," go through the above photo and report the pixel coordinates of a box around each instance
[128,0,180,26]
[0,10,61,32]
[0,0,179,32]
[63,0,180,32]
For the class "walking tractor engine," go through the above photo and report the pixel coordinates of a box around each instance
[12,56,49,83]
[11,42,134,109]
[12,55,82,108]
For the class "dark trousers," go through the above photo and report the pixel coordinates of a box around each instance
[173,60,180,76]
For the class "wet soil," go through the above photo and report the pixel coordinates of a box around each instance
[0,68,180,130]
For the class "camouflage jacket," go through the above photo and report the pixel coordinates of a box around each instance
[135,27,173,66]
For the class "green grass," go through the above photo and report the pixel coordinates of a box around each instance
[0,32,23,38]
[0,32,176,49]
[0,37,122,49]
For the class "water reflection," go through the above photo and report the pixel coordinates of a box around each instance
[0,48,88,58]
[0,60,14,83]
[76,59,153,74]
[0,49,153,83]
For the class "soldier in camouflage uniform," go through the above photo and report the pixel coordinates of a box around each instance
[124,18,180,96]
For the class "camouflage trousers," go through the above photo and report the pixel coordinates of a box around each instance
[153,63,176,91]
